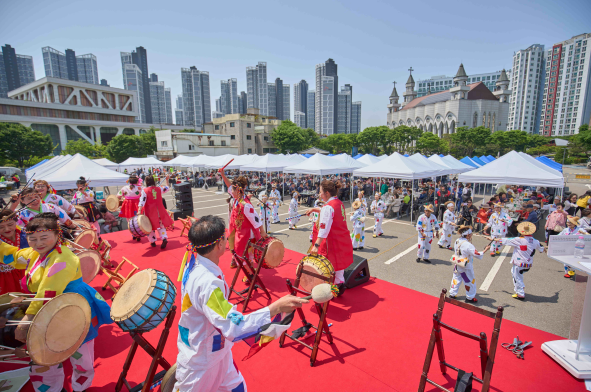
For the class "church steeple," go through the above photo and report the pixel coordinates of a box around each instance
[493,69,511,103]
[450,63,470,100]
[402,67,417,106]
[388,81,401,114]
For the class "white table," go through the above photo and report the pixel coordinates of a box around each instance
[544,254,591,379]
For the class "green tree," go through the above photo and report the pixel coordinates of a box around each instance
[357,126,384,154]
[450,126,491,157]
[105,134,143,162]
[300,128,320,149]
[527,134,550,149]
[270,120,308,153]
[416,132,445,156]
[62,139,107,158]
[139,127,158,156]
[526,145,556,156]
[388,125,422,154]
[0,123,55,167]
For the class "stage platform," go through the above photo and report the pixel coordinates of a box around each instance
[1,221,586,391]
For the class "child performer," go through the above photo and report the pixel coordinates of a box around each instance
[370,192,386,238]
[449,226,490,302]
[350,200,365,250]
[288,192,300,230]
[118,175,143,241]
[269,183,282,223]
[72,177,102,233]
[438,202,457,250]
[257,193,273,233]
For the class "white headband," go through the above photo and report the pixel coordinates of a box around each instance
[461,228,472,237]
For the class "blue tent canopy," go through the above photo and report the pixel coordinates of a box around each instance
[536,156,563,173]
[353,154,364,159]
[26,158,49,172]
[328,154,335,156]
[301,154,312,158]
[471,156,486,166]
[479,156,491,163]
[460,157,479,168]
[439,154,445,157]
[403,154,409,157]
[487,155,496,161]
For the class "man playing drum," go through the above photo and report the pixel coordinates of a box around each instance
[176,216,307,391]
[306,180,354,295]
[138,175,173,249]
[0,212,113,392]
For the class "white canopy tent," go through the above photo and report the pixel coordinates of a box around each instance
[35,154,130,190]
[356,154,382,166]
[284,153,360,175]
[458,150,565,188]
[517,152,563,177]
[93,158,119,170]
[407,153,454,176]
[203,154,239,169]
[220,155,260,170]
[162,155,195,167]
[185,155,216,169]
[331,153,367,169]
[27,155,73,181]
[353,152,443,180]
[441,155,475,173]
[428,155,465,175]
[118,156,164,170]
[377,154,389,161]
[240,154,298,172]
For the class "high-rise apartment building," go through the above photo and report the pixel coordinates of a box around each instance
[508,44,545,133]
[123,64,145,123]
[100,79,109,87]
[294,80,308,116]
[541,33,591,136]
[415,70,511,97]
[294,111,306,128]
[246,62,268,114]
[275,78,283,120]
[351,102,362,134]
[16,54,35,87]
[181,66,211,130]
[121,47,152,123]
[283,84,290,121]
[42,47,98,84]
[337,84,352,133]
[220,78,239,115]
[268,82,276,117]
[316,59,338,134]
[165,87,173,124]
[150,73,158,83]
[306,90,315,130]
[1,45,35,97]
[240,91,247,114]
[150,81,167,124]
[175,95,184,126]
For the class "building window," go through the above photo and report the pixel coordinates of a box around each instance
[230,122,235,127]
[208,140,214,146]
[247,123,251,128]
[248,148,252,153]
[188,145,195,151]
[264,136,268,141]
[473,112,478,128]
[221,141,226,146]
[161,141,168,147]
[215,125,219,130]
[231,135,235,140]
[246,135,252,140]
[263,148,269,153]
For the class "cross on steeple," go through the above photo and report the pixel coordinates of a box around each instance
[408,67,414,75]
[392,81,397,87]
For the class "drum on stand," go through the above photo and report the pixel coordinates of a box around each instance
[73,229,98,249]
[129,215,153,238]
[106,195,122,212]
[254,236,285,269]
[110,269,177,332]
[73,219,92,230]
[74,205,87,219]
[74,250,101,284]
[299,254,335,292]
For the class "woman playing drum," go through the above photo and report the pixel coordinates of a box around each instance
[33,180,77,218]
[138,175,172,249]
[0,210,27,294]
[72,177,102,233]
[11,188,77,231]
[118,175,143,240]
[0,212,113,392]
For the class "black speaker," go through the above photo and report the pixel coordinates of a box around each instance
[171,209,191,220]
[174,182,191,193]
[176,200,193,211]
[343,254,370,289]
[175,192,192,201]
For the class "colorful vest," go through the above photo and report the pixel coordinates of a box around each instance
[143,186,173,229]
[318,198,353,271]
[229,197,261,256]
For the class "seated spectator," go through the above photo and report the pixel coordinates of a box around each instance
[99,205,118,234]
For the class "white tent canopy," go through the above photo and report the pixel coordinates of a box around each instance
[408,153,453,176]
[185,155,216,169]
[27,155,73,181]
[377,155,389,161]
[331,153,366,169]
[203,154,239,169]
[353,152,444,179]
[163,155,195,167]
[118,157,163,169]
[284,153,360,175]
[458,150,565,187]
[517,152,563,177]
[240,154,306,172]
[356,154,382,166]
[35,154,130,190]
[441,155,475,173]
[93,158,119,169]
[427,154,471,175]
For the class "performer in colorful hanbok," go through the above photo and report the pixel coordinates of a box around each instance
[558,215,588,278]
[485,202,513,256]
[370,192,385,238]
[350,200,365,250]
[288,192,300,230]
[416,204,440,263]
[0,212,112,392]
[0,210,27,294]
[33,180,76,217]
[138,175,172,249]
[117,175,143,240]
[175,215,306,392]
[438,202,457,249]
[269,183,282,223]
[449,226,490,302]
[257,193,273,233]
[11,188,76,230]
[309,197,322,242]
[489,221,544,300]
[72,177,102,233]
[306,180,354,294]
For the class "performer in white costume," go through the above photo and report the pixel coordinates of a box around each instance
[175,216,306,392]
[485,202,513,256]
[269,184,282,223]
[489,222,544,300]
[438,202,457,249]
[288,192,300,229]
[355,191,368,216]
[350,200,365,250]
[449,226,490,302]
[257,193,273,233]
[558,215,588,278]
[33,180,77,216]
[309,197,322,241]
[416,204,440,263]
[370,192,385,238]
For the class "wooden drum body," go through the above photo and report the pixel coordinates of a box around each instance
[160,363,177,392]
[129,215,152,238]
[73,229,98,249]
[299,255,335,292]
[254,236,285,269]
[106,195,122,212]
[110,269,177,332]
[74,250,101,284]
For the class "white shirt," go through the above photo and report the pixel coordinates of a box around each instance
[72,189,94,204]
[442,210,456,230]
[499,236,544,267]
[42,193,76,215]
[454,237,484,264]
[416,213,440,237]
[317,196,338,238]
[117,185,143,199]
[371,200,385,215]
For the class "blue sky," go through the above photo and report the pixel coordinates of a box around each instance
[2,0,590,129]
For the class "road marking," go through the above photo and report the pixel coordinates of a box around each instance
[274,223,312,233]
[385,244,418,264]
[191,204,228,211]
[479,246,511,291]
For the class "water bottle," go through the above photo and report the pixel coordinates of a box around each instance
[574,236,585,259]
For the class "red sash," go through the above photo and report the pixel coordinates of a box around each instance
[317,198,353,271]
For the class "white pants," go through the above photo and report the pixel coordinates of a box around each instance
[148,223,168,243]
[490,233,505,254]
[288,208,299,228]
[272,204,280,223]
[438,227,453,248]
[30,340,95,392]
[417,234,434,259]
[512,264,529,297]
[351,225,365,248]
[334,269,345,284]
[449,263,476,300]
[373,213,384,236]
[175,351,246,392]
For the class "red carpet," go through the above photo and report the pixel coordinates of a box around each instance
[1,221,586,391]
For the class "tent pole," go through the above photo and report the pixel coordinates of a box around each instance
[411,178,414,222]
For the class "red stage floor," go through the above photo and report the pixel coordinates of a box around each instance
[2,221,586,391]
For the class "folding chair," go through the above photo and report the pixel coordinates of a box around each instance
[102,257,140,295]
[179,217,197,238]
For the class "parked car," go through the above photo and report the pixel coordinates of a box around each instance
[0,167,25,179]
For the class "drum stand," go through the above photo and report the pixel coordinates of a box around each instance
[228,242,271,312]
[279,261,334,367]
[179,217,197,238]
[102,257,139,295]
[115,306,176,392]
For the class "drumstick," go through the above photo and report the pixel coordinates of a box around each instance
[220,159,234,172]
[285,213,306,221]
[301,283,339,303]
[1,173,37,215]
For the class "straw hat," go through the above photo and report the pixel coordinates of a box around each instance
[446,201,455,209]
[494,202,504,208]
[424,204,434,212]
[352,200,362,210]
[567,215,580,226]
[517,221,536,236]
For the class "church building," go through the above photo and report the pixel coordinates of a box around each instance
[387,64,510,136]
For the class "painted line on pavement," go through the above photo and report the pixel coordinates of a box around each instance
[274,223,312,233]
[479,246,511,291]
[385,244,418,264]
[191,204,228,211]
